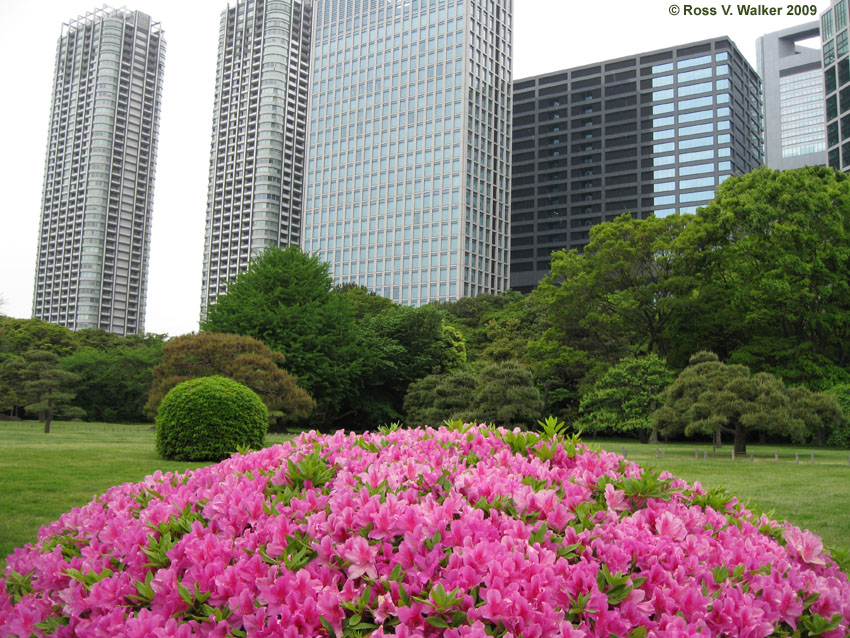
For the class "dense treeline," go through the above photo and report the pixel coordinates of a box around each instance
[1,166,849,445]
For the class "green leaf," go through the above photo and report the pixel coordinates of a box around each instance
[425,616,451,628]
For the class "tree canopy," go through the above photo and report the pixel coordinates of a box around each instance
[679,166,850,388]
[0,350,84,433]
[145,332,314,427]
[579,353,674,443]
[654,352,817,454]
[202,246,361,422]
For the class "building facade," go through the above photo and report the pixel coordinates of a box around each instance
[200,0,313,318]
[302,0,512,305]
[33,7,165,335]
[510,38,763,292]
[757,22,826,169]
[822,0,850,171]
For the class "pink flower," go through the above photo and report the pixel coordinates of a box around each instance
[783,523,827,566]
[604,483,628,512]
[655,511,687,541]
[343,535,378,580]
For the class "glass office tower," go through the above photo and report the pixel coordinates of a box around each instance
[33,7,165,335]
[303,0,512,305]
[200,0,313,318]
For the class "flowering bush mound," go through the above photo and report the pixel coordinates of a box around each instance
[2,422,849,638]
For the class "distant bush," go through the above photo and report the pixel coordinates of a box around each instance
[825,383,850,448]
[155,375,267,461]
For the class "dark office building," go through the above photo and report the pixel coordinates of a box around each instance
[510,37,763,292]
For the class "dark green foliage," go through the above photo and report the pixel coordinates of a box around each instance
[469,361,542,429]
[823,384,850,447]
[403,369,477,426]
[654,352,811,454]
[334,283,395,320]
[679,166,850,388]
[579,354,674,443]
[343,304,462,427]
[0,350,84,433]
[786,385,846,447]
[155,376,268,461]
[534,213,694,361]
[61,342,163,423]
[0,317,78,358]
[201,246,361,422]
[436,291,532,362]
[527,214,693,421]
[145,332,314,427]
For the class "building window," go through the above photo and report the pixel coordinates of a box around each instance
[677,55,712,69]
[824,11,835,41]
[842,140,850,166]
[838,1,848,32]
[677,81,712,97]
[828,121,840,146]
[840,58,850,87]
[825,40,836,67]
[826,66,837,94]
[839,30,849,59]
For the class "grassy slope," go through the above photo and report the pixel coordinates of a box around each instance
[1,423,847,568]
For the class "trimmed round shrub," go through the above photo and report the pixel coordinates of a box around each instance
[2,425,849,637]
[155,375,267,461]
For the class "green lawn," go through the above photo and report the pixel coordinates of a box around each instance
[1,423,848,569]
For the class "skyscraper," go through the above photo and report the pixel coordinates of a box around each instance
[821,0,850,171]
[303,0,512,305]
[200,0,313,318]
[757,22,826,169]
[33,7,165,336]
[511,37,763,292]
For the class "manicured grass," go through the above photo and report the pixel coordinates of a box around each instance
[598,438,850,551]
[0,421,294,567]
[1,423,847,570]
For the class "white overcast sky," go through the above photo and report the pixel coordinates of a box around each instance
[0,0,829,337]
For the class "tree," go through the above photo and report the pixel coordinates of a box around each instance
[145,332,314,427]
[0,350,84,433]
[62,343,163,423]
[653,352,811,455]
[334,283,396,320]
[681,166,850,388]
[403,368,477,427]
[786,385,846,447]
[527,214,694,422]
[537,213,695,359]
[352,304,460,426]
[437,291,531,362]
[579,353,674,443]
[824,384,850,447]
[468,361,542,429]
[201,246,360,424]
[0,317,78,358]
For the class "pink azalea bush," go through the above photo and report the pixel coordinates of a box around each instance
[2,423,849,638]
